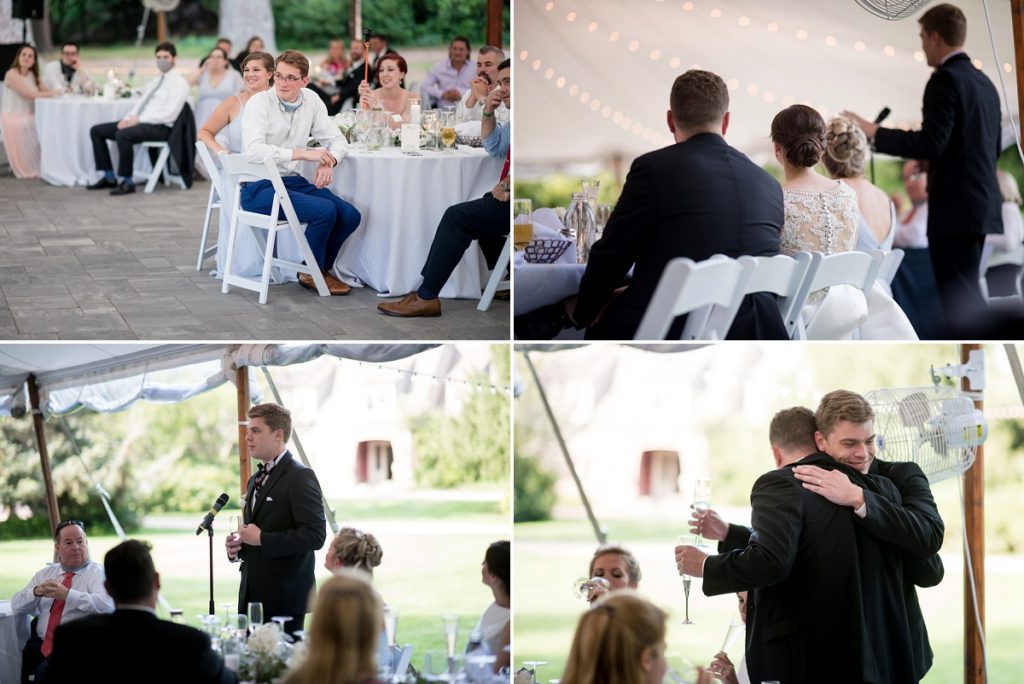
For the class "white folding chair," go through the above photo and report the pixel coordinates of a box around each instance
[194,141,222,270]
[139,141,187,193]
[219,154,330,304]
[980,243,1024,305]
[876,248,905,292]
[477,234,511,311]
[799,249,884,340]
[635,255,754,340]
[394,644,414,677]
[737,251,818,339]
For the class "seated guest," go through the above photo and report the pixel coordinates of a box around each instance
[562,591,711,684]
[242,49,361,296]
[983,169,1024,296]
[377,59,510,317]
[319,39,349,80]
[890,161,946,339]
[197,51,274,156]
[323,526,383,577]
[87,41,189,196]
[200,37,235,70]
[41,41,93,93]
[357,53,414,127]
[471,541,510,673]
[282,572,384,684]
[232,36,265,72]
[1,44,58,179]
[566,69,787,340]
[459,46,506,121]
[312,40,366,116]
[368,33,397,87]
[421,36,474,110]
[189,47,242,130]
[42,539,237,684]
[707,592,750,684]
[584,543,642,604]
[11,520,114,683]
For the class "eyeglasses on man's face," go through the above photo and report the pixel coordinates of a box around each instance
[274,72,304,83]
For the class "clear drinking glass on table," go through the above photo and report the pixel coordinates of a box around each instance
[247,602,263,634]
[513,199,533,251]
[440,111,457,152]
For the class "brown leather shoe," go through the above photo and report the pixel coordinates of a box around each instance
[377,292,442,318]
[298,271,350,295]
[494,288,511,300]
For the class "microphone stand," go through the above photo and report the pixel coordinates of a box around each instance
[207,522,216,615]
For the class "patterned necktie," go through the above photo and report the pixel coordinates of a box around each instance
[40,571,74,657]
[135,74,165,119]
[252,464,270,505]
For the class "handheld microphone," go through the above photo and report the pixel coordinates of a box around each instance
[196,493,229,535]
[873,107,891,125]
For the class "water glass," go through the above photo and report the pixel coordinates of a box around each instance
[513,199,533,250]
[247,602,263,633]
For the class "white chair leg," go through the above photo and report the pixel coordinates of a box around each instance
[221,211,242,295]
[288,221,330,297]
[197,184,216,270]
[258,227,278,305]
[478,236,511,311]
[145,146,170,194]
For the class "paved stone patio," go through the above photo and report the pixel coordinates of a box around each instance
[0,174,508,340]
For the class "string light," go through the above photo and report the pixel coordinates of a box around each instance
[1005,63,1014,73]
[824,35,837,47]
[339,359,511,396]
[884,45,896,57]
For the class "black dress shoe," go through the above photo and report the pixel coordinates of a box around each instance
[86,178,117,190]
[109,181,136,196]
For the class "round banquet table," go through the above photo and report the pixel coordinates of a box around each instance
[214,145,503,299]
[35,96,154,187]
[0,602,30,684]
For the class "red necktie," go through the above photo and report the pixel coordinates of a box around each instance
[40,571,74,657]
[500,149,509,182]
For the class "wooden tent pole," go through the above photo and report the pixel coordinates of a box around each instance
[27,375,60,539]
[237,367,251,497]
[486,0,504,48]
[961,343,985,684]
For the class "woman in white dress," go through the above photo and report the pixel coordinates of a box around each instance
[824,117,918,339]
[189,47,242,130]
[471,540,510,674]
[772,104,865,339]
[983,169,1024,296]
[357,53,414,128]
[1,45,59,178]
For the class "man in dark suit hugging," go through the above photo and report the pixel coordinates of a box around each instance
[43,540,236,684]
[225,402,327,636]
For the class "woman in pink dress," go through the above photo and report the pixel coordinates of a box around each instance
[1,45,58,178]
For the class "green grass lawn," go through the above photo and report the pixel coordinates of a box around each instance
[514,519,1021,683]
[1,494,509,670]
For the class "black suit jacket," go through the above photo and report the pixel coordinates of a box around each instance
[238,452,326,623]
[874,52,1002,238]
[704,453,911,683]
[867,459,945,681]
[574,133,787,340]
[42,609,236,684]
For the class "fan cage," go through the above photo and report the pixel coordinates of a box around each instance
[866,385,983,483]
[854,0,932,21]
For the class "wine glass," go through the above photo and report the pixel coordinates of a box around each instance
[693,479,712,547]
[513,198,533,251]
[271,615,293,641]
[678,535,695,625]
[721,612,745,653]
[571,576,610,601]
[439,111,457,153]
[247,602,263,634]
[169,609,184,624]
[231,613,248,640]
[383,605,398,648]
[522,660,548,683]
[221,601,235,625]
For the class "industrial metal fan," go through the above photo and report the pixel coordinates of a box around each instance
[854,0,932,20]
[866,385,987,483]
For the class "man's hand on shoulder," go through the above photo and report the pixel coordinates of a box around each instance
[793,465,865,510]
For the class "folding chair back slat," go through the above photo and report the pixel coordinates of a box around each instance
[738,251,819,339]
[194,141,223,270]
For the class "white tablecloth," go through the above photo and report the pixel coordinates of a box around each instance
[35,96,154,186]
[0,602,31,684]
[214,146,502,298]
[513,262,587,316]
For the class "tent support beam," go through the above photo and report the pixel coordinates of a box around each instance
[521,351,606,545]
[1013,0,1024,132]
[961,343,985,684]
[27,375,60,539]
[236,366,251,498]
[486,0,504,48]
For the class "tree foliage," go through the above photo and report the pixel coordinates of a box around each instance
[411,348,510,488]
[513,453,556,522]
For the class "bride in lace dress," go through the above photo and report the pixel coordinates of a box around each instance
[771,105,867,338]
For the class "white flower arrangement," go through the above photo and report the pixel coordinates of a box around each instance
[247,622,282,655]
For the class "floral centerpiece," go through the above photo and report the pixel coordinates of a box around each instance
[238,623,306,684]
[334,111,357,143]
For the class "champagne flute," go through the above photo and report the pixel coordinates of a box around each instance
[247,602,263,635]
[383,605,398,648]
[442,614,459,658]
[513,198,533,251]
[721,612,745,653]
[693,479,712,547]
[571,576,610,601]
[678,535,695,625]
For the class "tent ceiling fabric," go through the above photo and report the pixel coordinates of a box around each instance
[0,343,441,416]
[516,0,1017,168]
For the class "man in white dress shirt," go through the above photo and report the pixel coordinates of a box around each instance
[11,520,114,682]
[41,42,93,93]
[241,50,361,296]
[86,41,189,196]
[459,46,506,121]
